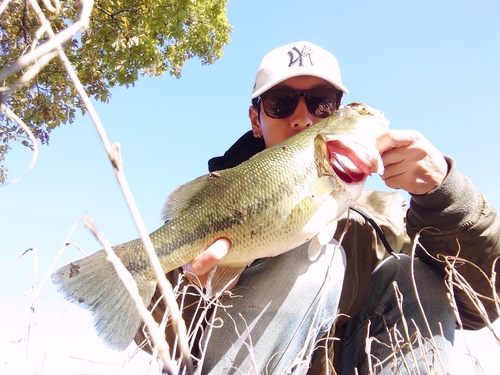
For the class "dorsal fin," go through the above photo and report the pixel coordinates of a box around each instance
[160,173,218,222]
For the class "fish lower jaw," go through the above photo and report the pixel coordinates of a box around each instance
[330,157,367,184]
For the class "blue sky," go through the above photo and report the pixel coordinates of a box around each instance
[1,0,500,373]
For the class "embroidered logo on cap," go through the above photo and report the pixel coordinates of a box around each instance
[288,45,314,68]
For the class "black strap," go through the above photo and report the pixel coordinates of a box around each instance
[349,205,400,260]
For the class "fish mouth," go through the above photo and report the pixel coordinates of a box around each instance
[326,140,373,184]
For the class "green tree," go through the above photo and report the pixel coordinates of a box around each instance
[0,0,232,183]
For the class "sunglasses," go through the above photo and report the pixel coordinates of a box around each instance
[255,88,341,119]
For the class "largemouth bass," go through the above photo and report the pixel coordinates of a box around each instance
[51,102,389,351]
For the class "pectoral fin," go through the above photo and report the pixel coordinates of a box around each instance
[206,265,247,297]
[307,175,336,199]
[308,220,338,261]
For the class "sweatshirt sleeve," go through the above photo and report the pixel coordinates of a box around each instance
[407,157,500,329]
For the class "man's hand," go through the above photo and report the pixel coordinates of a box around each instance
[183,238,238,290]
[377,130,448,195]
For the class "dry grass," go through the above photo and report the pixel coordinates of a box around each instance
[1,1,499,374]
[356,233,500,375]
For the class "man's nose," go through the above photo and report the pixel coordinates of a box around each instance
[289,97,313,129]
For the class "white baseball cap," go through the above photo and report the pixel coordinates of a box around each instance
[251,41,349,99]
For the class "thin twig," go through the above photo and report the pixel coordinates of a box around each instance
[0,1,91,82]
[109,143,194,374]
[22,0,192,371]
[85,218,176,374]
[409,231,447,370]
[0,0,192,371]
[31,214,87,304]
[0,104,39,185]
[0,0,12,16]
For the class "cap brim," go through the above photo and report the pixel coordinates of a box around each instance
[252,71,349,98]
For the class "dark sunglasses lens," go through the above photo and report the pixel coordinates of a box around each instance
[305,90,338,118]
[261,89,339,119]
[262,91,298,119]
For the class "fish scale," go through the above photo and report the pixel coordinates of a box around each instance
[51,102,390,351]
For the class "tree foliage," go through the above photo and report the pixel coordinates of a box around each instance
[0,0,232,183]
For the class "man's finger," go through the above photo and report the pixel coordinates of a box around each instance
[190,238,230,275]
[376,130,421,154]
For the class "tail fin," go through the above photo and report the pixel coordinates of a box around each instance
[51,250,157,350]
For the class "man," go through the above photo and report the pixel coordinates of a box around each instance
[136,41,500,374]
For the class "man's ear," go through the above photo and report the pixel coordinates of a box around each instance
[249,106,262,138]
